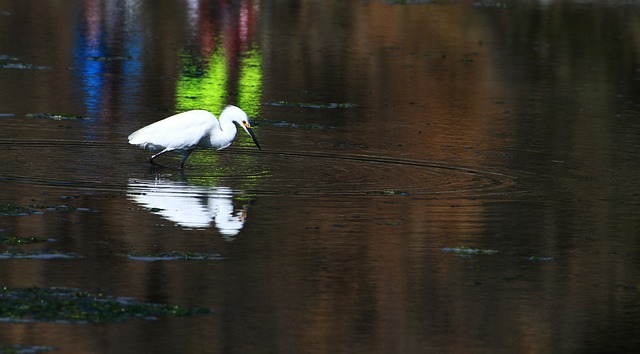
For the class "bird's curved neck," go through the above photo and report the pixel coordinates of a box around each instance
[209,118,237,148]
[219,117,237,132]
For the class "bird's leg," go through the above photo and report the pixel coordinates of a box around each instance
[148,150,170,165]
[179,150,194,170]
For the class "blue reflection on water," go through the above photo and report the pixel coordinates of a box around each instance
[72,0,144,139]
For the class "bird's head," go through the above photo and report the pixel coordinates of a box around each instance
[222,105,261,150]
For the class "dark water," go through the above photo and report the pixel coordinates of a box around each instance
[1,0,639,353]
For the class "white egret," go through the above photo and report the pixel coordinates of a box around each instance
[128,105,261,169]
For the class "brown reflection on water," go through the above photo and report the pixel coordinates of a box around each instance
[264,1,511,161]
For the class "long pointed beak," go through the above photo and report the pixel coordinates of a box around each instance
[243,123,261,150]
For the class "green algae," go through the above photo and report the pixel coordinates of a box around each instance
[0,203,97,216]
[0,287,212,323]
[0,204,36,216]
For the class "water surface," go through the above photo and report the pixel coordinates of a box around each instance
[1,0,639,353]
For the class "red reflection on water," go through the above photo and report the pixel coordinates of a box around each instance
[185,0,260,58]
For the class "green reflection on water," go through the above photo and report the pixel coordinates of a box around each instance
[237,45,263,118]
[184,152,266,193]
[176,46,228,114]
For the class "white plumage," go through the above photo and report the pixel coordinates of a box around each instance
[128,105,261,168]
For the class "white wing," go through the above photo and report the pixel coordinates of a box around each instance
[128,110,218,151]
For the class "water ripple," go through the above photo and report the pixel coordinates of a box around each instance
[0,139,521,198]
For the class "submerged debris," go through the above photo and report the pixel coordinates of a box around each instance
[441,247,499,255]
[27,203,97,213]
[366,190,409,196]
[0,236,52,245]
[0,287,212,323]
[473,1,512,8]
[0,344,55,354]
[86,55,132,61]
[526,256,555,262]
[0,55,50,70]
[126,251,225,261]
[385,0,445,3]
[263,101,358,109]
[0,251,82,260]
[254,119,335,130]
[26,113,88,120]
[0,63,49,70]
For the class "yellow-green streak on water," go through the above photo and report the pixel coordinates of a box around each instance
[176,46,228,114]
[237,45,263,118]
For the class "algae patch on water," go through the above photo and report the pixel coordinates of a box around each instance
[0,344,55,354]
[0,204,37,216]
[0,287,212,323]
[0,203,97,216]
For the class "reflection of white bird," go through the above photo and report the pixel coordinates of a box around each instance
[128,105,261,169]
[127,179,247,238]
